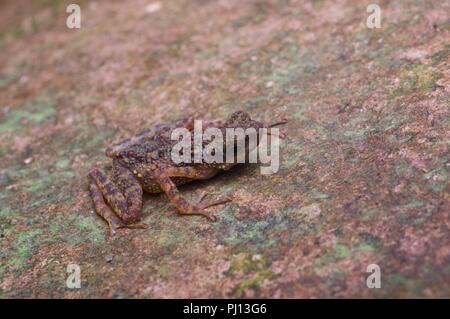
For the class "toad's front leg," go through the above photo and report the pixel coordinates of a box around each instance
[154,168,230,221]
[88,164,147,236]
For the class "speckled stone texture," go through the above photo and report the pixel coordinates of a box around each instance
[0,0,449,298]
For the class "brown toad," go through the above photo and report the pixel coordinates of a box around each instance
[88,111,287,236]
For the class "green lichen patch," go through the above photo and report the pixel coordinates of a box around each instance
[392,64,441,96]
[46,214,106,246]
[213,201,323,254]
[228,253,270,274]
[54,158,70,170]
[72,216,106,245]
[228,253,277,297]
[0,95,57,134]
[0,190,15,218]
[213,205,276,251]
[0,228,42,276]
[316,240,381,269]
[23,170,76,210]
[60,125,112,158]
[0,206,13,218]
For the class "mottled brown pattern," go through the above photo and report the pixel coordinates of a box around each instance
[88,111,284,235]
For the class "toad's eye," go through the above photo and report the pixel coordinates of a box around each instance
[158,149,165,157]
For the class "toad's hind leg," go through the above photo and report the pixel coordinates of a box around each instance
[88,176,126,236]
[154,171,230,221]
[88,167,147,236]
[112,163,144,220]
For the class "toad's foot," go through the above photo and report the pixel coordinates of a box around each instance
[155,173,231,222]
[194,191,232,221]
[267,116,288,139]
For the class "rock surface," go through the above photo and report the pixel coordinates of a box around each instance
[0,0,449,298]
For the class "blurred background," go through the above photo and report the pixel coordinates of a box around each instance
[0,0,449,298]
